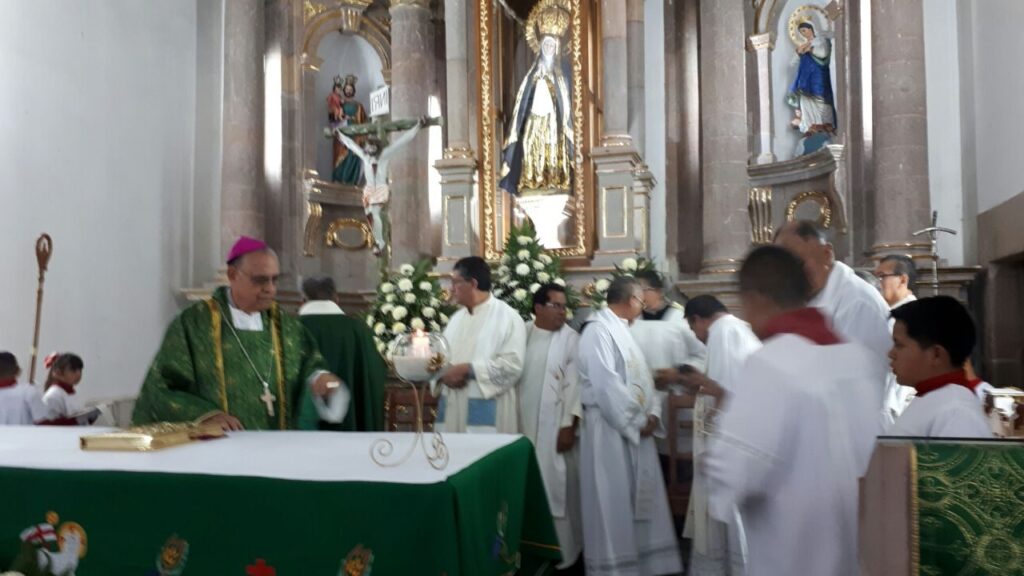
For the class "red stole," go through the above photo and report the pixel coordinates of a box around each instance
[914,370,978,398]
[0,378,16,389]
[46,380,76,395]
[761,308,842,346]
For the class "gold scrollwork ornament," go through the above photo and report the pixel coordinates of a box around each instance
[325,218,372,251]
[785,191,832,229]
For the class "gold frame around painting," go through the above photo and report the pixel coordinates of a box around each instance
[476,0,592,261]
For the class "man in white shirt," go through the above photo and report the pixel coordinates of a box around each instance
[874,254,919,420]
[438,256,526,433]
[704,246,882,576]
[578,277,682,575]
[0,352,49,426]
[518,283,583,570]
[887,296,991,438]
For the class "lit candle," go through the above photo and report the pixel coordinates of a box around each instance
[411,329,431,358]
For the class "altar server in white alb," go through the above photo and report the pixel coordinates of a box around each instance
[887,296,991,438]
[438,256,526,433]
[0,352,50,426]
[704,246,882,576]
[775,220,892,419]
[578,276,682,576]
[518,283,583,570]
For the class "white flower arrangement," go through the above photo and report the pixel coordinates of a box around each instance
[365,259,458,353]
[588,256,659,307]
[490,220,578,320]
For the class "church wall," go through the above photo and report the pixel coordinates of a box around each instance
[0,1,200,403]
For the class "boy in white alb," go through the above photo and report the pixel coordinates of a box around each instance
[887,296,991,438]
[0,352,50,425]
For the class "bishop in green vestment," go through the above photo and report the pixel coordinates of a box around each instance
[132,238,349,431]
[299,277,387,431]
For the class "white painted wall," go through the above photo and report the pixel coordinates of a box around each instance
[645,0,668,271]
[0,1,202,404]
[959,0,1024,216]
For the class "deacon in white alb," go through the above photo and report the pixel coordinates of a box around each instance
[704,246,882,576]
[887,296,992,438]
[578,277,682,576]
[517,283,583,570]
[438,256,526,433]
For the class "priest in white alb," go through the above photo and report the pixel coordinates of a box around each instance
[704,246,882,576]
[518,283,583,570]
[437,256,526,433]
[578,276,682,576]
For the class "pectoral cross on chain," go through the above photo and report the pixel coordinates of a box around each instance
[260,382,277,417]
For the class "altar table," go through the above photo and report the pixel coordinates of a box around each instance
[0,427,559,575]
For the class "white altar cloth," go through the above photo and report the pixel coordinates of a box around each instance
[0,427,521,484]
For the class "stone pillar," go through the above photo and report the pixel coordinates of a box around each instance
[870,0,931,259]
[389,0,435,266]
[626,0,645,152]
[699,0,749,274]
[601,0,630,146]
[748,33,775,164]
[442,0,471,156]
[220,0,265,256]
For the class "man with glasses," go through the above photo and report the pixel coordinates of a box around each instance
[578,277,682,575]
[874,255,919,419]
[133,236,349,431]
[517,283,583,571]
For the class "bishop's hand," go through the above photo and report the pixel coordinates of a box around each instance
[312,373,342,397]
[199,411,244,432]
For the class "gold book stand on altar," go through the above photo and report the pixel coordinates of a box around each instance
[80,421,225,452]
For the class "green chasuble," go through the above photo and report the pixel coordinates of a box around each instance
[299,309,387,431]
[132,287,327,430]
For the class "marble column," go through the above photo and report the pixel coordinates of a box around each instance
[601,0,630,146]
[389,0,435,266]
[748,33,775,164]
[626,0,645,152]
[699,0,749,274]
[220,0,265,257]
[442,0,472,156]
[870,0,931,259]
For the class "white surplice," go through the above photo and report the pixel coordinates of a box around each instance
[439,295,526,433]
[0,382,49,425]
[41,386,81,420]
[578,308,682,576]
[889,383,992,438]
[685,314,761,576]
[705,334,882,576]
[519,322,583,569]
[883,293,918,421]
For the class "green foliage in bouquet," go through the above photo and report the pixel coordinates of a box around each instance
[492,220,577,320]
[586,256,659,308]
[363,259,458,355]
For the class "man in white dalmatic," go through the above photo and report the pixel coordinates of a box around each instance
[438,256,526,433]
[704,246,882,576]
[578,276,682,576]
[518,283,583,570]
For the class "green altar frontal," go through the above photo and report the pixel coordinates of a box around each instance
[861,438,1024,576]
[0,429,559,576]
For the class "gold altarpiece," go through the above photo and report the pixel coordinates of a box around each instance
[476,0,603,262]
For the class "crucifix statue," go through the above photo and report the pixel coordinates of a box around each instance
[331,114,443,267]
[912,210,958,296]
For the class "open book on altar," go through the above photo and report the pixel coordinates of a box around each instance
[80,421,226,452]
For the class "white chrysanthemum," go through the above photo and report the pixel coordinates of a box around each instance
[397,278,414,292]
[621,257,638,272]
[532,260,544,270]
[530,283,541,293]
[501,254,510,264]
[599,301,609,309]
[566,308,574,319]
[513,288,528,301]
[366,316,374,327]
[391,306,408,321]
[539,253,553,264]
[391,322,407,334]
[403,293,417,304]
[385,294,396,303]
[410,317,426,330]
[517,249,531,260]
[517,235,533,244]
[554,278,566,287]
[595,278,610,292]
[374,322,386,335]
[377,341,387,354]
[381,303,395,315]
[381,282,395,294]
[419,281,433,292]
[430,320,441,331]
[498,265,509,276]
[422,306,436,318]
[439,313,449,324]
[515,263,530,276]
[400,264,415,276]
[508,280,519,288]
[494,288,504,297]
[537,272,551,283]
[430,298,441,307]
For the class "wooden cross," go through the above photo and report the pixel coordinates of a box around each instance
[335,115,443,144]
[246,559,277,576]
[260,383,277,418]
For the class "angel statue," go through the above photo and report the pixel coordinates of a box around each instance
[499,0,573,198]
[786,19,836,156]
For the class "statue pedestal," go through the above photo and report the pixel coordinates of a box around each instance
[590,143,652,266]
[434,153,478,271]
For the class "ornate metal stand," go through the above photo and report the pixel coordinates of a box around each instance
[370,377,449,470]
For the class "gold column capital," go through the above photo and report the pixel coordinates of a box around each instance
[390,0,430,9]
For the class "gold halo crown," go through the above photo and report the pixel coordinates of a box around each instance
[526,0,571,54]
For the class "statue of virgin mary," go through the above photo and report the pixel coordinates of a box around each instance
[499,0,574,197]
